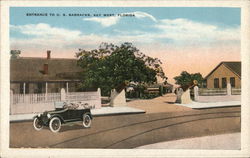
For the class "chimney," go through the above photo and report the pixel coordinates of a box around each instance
[44,63,48,75]
[47,50,51,59]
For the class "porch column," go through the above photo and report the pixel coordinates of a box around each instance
[45,82,48,101]
[23,82,26,94]
[10,90,13,115]
[66,82,69,93]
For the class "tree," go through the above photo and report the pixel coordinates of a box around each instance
[174,71,203,90]
[76,42,167,95]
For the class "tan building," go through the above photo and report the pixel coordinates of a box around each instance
[10,50,83,94]
[204,62,241,89]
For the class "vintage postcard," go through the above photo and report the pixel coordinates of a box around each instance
[1,0,250,157]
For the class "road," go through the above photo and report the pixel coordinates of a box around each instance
[10,107,240,149]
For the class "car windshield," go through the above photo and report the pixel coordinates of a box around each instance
[54,101,65,109]
[54,101,92,110]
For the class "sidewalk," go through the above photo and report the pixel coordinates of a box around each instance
[177,101,241,109]
[136,132,240,149]
[10,106,145,122]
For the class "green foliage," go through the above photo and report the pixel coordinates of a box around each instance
[76,42,167,94]
[140,93,159,99]
[174,71,203,90]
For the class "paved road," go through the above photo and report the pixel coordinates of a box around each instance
[10,107,240,149]
[136,133,240,149]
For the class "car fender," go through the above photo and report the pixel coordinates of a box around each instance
[49,114,65,123]
[83,112,93,119]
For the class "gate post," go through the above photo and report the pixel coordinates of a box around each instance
[60,88,66,101]
[194,86,199,101]
[227,83,232,96]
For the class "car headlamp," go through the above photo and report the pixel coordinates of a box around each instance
[47,113,51,118]
[38,114,41,117]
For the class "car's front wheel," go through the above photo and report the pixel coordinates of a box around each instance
[49,117,61,133]
[33,117,43,131]
[82,114,91,128]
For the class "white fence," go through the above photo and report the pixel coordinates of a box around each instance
[12,93,61,104]
[198,88,227,96]
[10,88,101,114]
[193,84,241,103]
[232,88,241,95]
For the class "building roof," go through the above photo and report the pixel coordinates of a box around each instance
[205,61,241,79]
[10,57,83,82]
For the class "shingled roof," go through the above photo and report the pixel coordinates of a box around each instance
[10,57,83,82]
[205,61,241,79]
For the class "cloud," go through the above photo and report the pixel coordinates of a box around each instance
[133,11,157,22]
[83,11,157,27]
[10,23,81,40]
[154,18,240,44]
[84,16,120,27]
[10,19,240,54]
[10,23,114,50]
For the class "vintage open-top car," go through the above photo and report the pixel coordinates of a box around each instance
[33,102,93,133]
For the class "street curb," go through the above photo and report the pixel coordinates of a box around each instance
[10,108,146,122]
[193,105,241,109]
[93,111,145,117]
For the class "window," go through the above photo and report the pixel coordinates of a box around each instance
[19,83,24,94]
[25,83,29,94]
[214,78,219,88]
[222,78,227,88]
[37,83,43,93]
[19,83,29,94]
[203,79,207,88]
[230,77,235,88]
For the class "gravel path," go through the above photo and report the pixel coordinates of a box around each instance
[127,93,193,113]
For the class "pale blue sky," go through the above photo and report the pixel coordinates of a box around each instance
[10,7,240,39]
[9,7,241,84]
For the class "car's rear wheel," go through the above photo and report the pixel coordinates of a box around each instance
[33,117,43,131]
[49,117,61,133]
[82,114,91,128]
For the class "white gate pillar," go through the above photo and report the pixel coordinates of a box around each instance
[110,89,127,107]
[61,88,66,101]
[227,83,232,96]
[96,88,102,109]
[194,86,199,101]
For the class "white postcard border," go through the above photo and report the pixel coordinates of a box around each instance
[1,0,250,157]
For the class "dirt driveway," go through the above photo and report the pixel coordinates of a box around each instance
[127,93,194,114]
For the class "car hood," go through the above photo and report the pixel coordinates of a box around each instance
[44,108,68,115]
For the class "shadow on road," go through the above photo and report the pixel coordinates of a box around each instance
[164,101,176,104]
[49,110,240,148]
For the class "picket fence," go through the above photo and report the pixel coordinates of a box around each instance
[193,85,241,103]
[12,93,61,104]
[198,88,227,96]
[10,88,102,114]
[198,88,241,96]
[11,88,101,103]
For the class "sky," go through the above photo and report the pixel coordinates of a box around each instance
[10,7,241,84]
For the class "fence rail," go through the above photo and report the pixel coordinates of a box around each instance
[232,88,241,95]
[11,91,101,105]
[12,93,61,104]
[66,92,100,101]
[198,88,227,96]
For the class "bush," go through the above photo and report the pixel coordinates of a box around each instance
[140,93,159,99]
